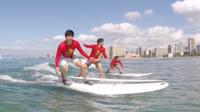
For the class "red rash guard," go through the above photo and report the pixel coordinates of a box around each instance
[84,44,108,59]
[110,59,124,69]
[55,40,89,68]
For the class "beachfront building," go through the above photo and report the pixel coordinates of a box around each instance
[188,37,196,55]
[125,51,140,58]
[168,42,185,57]
[177,42,185,56]
[196,45,200,55]
[154,48,168,57]
[109,45,126,58]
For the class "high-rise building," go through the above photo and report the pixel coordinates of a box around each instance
[144,49,151,57]
[168,42,184,56]
[136,47,142,56]
[174,44,178,53]
[168,44,176,54]
[168,44,172,54]
[110,45,126,58]
[177,42,184,55]
[188,38,196,54]
[197,45,200,55]
[155,48,168,57]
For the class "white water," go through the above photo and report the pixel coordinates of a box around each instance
[0,74,60,85]
[0,74,26,83]
[23,62,56,74]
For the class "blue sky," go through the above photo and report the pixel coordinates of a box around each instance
[0,0,199,57]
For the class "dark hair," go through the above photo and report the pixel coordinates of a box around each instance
[114,56,119,60]
[65,30,74,37]
[97,38,104,44]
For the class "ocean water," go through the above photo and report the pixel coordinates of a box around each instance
[0,57,200,112]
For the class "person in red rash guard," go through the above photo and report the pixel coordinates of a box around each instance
[83,38,108,78]
[105,56,124,74]
[55,30,94,85]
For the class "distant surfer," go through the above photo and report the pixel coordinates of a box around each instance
[83,38,108,78]
[105,56,124,74]
[55,30,94,85]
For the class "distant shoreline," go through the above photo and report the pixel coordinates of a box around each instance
[120,56,200,60]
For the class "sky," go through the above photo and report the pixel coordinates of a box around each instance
[0,0,200,58]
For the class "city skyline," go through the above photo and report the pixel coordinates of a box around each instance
[0,0,200,58]
[1,36,199,59]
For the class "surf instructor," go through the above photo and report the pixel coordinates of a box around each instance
[55,30,94,85]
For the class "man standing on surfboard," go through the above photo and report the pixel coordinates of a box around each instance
[83,38,108,78]
[55,30,95,85]
[105,56,124,74]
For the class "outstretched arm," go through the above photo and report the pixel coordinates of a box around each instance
[76,43,90,59]
[83,44,95,48]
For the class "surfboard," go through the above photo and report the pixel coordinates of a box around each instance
[69,76,161,84]
[57,81,168,96]
[108,73,153,77]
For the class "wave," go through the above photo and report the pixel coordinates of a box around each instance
[0,75,26,83]
[23,62,56,74]
[14,61,96,85]
[38,74,59,81]
[23,63,60,81]
[0,74,60,85]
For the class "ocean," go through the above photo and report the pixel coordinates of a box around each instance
[0,57,200,112]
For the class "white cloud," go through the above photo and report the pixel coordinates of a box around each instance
[39,34,98,45]
[172,0,200,26]
[144,9,154,16]
[38,35,65,43]
[53,35,65,41]
[124,11,142,21]
[76,34,98,44]
[124,9,154,21]
[92,23,184,49]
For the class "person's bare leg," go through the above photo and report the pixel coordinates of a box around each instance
[75,60,87,80]
[116,65,122,74]
[96,63,103,78]
[61,65,68,84]
[75,60,93,85]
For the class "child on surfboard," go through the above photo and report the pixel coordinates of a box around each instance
[105,56,124,74]
[83,38,108,78]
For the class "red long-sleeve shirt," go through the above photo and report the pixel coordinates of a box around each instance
[55,40,89,67]
[110,59,124,69]
[84,44,108,59]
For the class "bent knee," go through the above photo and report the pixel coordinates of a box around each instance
[62,65,68,70]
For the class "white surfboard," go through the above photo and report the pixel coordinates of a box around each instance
[109,73,153,77]
[69,76,161,83]
[56,81,168,96]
